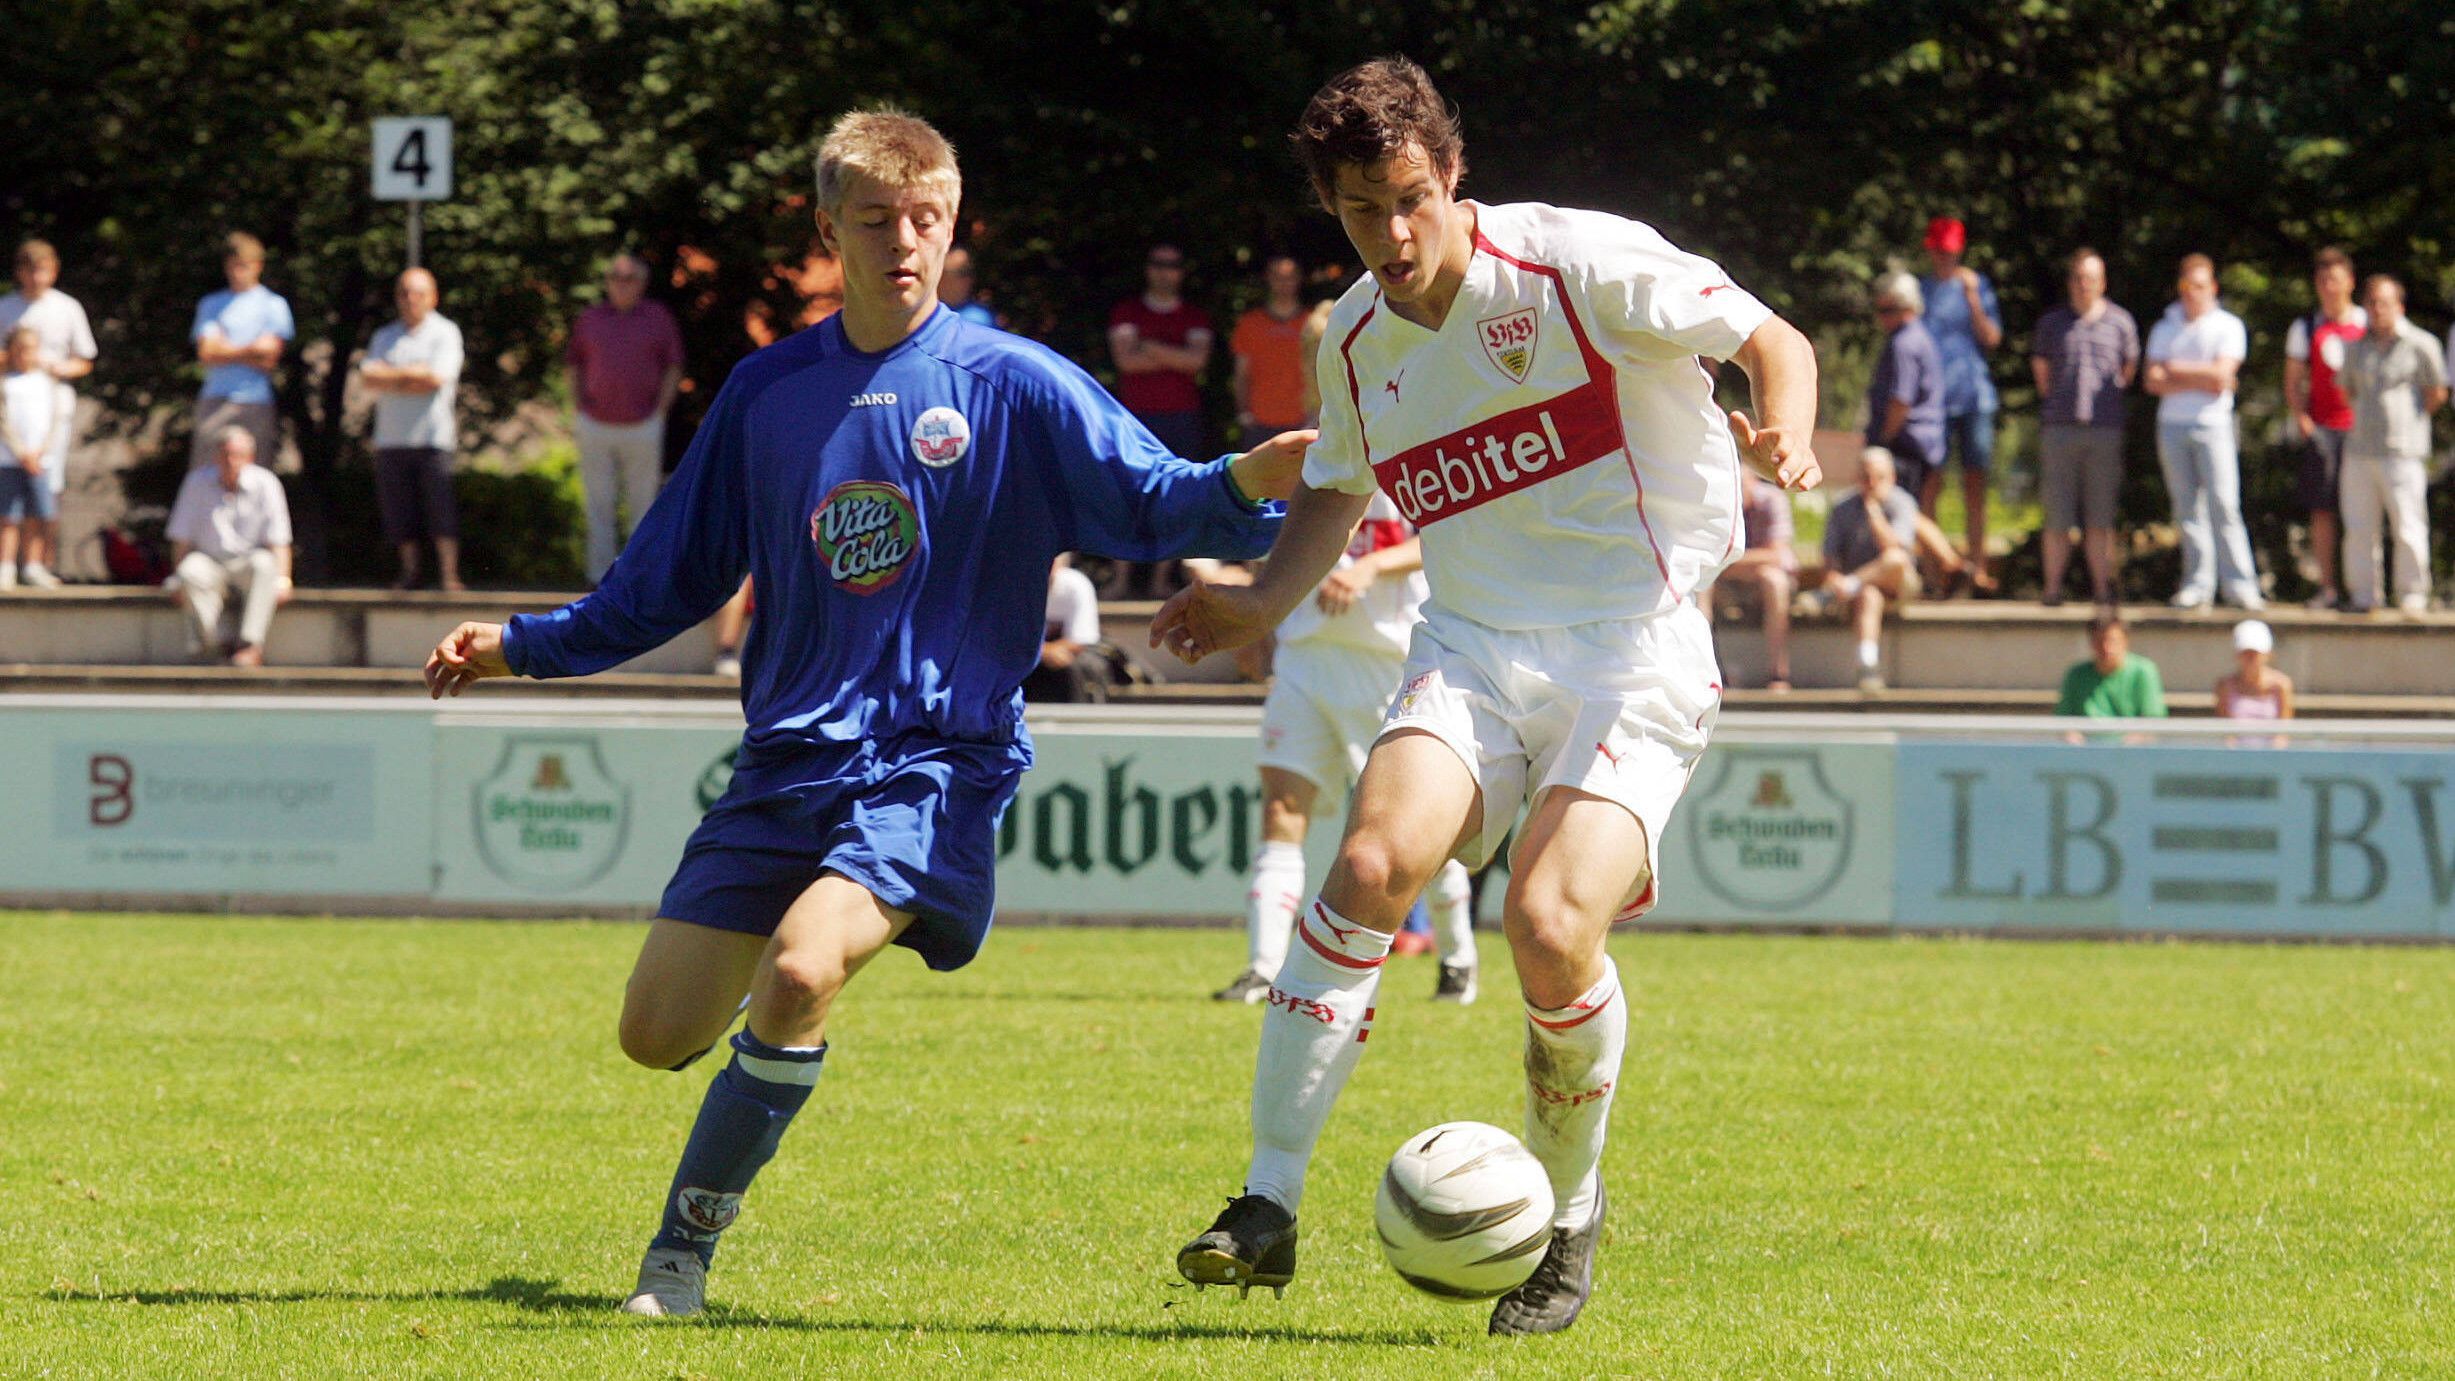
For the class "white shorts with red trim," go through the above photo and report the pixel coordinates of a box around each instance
[1256,639,1407,801]
[1377,601,1722,918]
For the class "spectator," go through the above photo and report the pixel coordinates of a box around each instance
[0,240,97,587]
[1820,446,1959,691]
[1866,271,1944,499]
[1104,243,1214,597]
[360,268,466,591]
[711,580,752,680]
[2337,274,2448,615]
[570,252,685,584]
[2054,612,2166,718]
[1717,470,1796,691]
[189,232,294,469]
[165,427,293,666]
[2283,248,2366,609]
[1918,216,2003,592]
[2145,253,2262,610]
[2031,247,2140,608]
[1231,256,1309,443]
[1107,242,1212,458]
[1023,556,1107,703]
[939,247,998,327]
[0,326,67,589]
[2215,619,2293,721]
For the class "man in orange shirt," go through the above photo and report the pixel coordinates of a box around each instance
[1232,256,1311,439]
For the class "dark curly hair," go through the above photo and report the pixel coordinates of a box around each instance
[1291,56,1466,209]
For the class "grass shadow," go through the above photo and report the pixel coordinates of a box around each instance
[48,1275,1442,1346]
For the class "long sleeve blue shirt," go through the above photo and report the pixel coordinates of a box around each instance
[504,308,1279,754]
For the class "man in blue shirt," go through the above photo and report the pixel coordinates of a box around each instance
[1866,272,1945,499]
[188,233,296,469]
[1918,216,2002,592]
[423,108,1301,1318]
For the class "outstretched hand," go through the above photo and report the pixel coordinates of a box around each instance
[1728,411,1820,491]
[1226,428,1318,503]
[1149,578,1278,665]
[424,621,512,699]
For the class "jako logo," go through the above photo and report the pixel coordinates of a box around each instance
[811,481,920,594]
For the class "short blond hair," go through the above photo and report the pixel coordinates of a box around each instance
[815,108,961,215]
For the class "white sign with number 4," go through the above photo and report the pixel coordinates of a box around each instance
[372,117,453,201]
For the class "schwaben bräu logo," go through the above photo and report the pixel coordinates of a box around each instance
[472,735,631,891]
[811,480,919,594]
[1684,748,1854,911]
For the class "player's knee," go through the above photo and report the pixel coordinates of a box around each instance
[1500,883,1594,968]
[763,946,850,1017]
[617,1006,701,1070]
[1331,833,1421,912]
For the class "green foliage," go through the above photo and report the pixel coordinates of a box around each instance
[452,446,589,590]
[4,2,2452,589]
[6,914,2455,1374]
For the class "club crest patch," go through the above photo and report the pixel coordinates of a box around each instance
[811,480,920,595]
[1396,670,1435,714]
[675,1187,741,1234]
[910,406,972,467]
[1478,309,1539,384]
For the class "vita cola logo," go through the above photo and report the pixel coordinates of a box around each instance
[811,480,919,594]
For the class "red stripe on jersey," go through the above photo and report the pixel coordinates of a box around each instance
[1704,358,1743,566]
[1471,231,1674,587]
[1339,298,1382,466]
[1371,380,1621,527]
[1352,517,1412,554]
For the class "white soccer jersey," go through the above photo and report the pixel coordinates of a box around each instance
[1301,201,1773,630]
[1274,489,1426,656]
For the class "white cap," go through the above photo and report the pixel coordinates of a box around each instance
[2232,619,2274,654]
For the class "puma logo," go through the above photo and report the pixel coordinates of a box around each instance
[1384,372,1404,401]
[1314,903,1359,946]
[1596,741,1628,768]
[1700,283,1737,297]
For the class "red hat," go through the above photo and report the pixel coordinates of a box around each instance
[1923,217,1967,255]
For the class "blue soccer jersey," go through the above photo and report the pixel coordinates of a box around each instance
[500,307,1280,965]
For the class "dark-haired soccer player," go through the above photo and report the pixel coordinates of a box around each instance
[1161,57,1821,1334]
[426,108,1304,1318]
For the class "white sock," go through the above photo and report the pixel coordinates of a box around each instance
[1839,574,1863,601]
[1244,899,1391,1215]
[1523,959,1626,1231]
[1428,860,1476,968]
[1244,840,1307,978]
[1857,638,1880,669]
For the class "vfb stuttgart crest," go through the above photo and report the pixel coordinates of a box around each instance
[471,735,631,892]
[1478,308,1539,383]
[910,406,971,467]
[1683,748,1853,912]
[811,480,919,595]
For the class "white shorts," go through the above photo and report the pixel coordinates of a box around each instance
[1379,602,1723,914]
[1257,639,1407,800]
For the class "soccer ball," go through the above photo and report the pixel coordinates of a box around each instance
[1374,1121,1556,1300]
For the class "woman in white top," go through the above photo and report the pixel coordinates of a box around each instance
[2213,619,2293,720]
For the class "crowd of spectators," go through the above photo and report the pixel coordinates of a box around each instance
[0,223,2442,709]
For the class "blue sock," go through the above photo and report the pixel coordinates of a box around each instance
[649,1028,825,1264]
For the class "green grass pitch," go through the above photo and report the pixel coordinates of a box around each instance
[3,912,2450,1377]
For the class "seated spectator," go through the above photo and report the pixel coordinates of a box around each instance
[0,325,67,590]
[1819,447,1960,691]
[711,580,753,680]
[2055,612,2166,718]
[166,427,294,666]
[2337,273,2447,615]
[2215,619,2293,721]
[1023,556,1108,703]
[1717,470,1796,691]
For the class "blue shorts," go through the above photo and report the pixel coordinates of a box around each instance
[1939,408,1997,477]
[0,466,46,522]
[659,732,1032,972]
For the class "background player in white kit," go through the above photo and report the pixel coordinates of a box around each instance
[1210,491,1480,1007]
[1157,57,1820,1335]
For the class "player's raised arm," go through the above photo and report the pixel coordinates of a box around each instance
[1728,315,1822,491]
[458,376,753,686]
[1023,354,1292,562]
[1151,482,1371,663]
